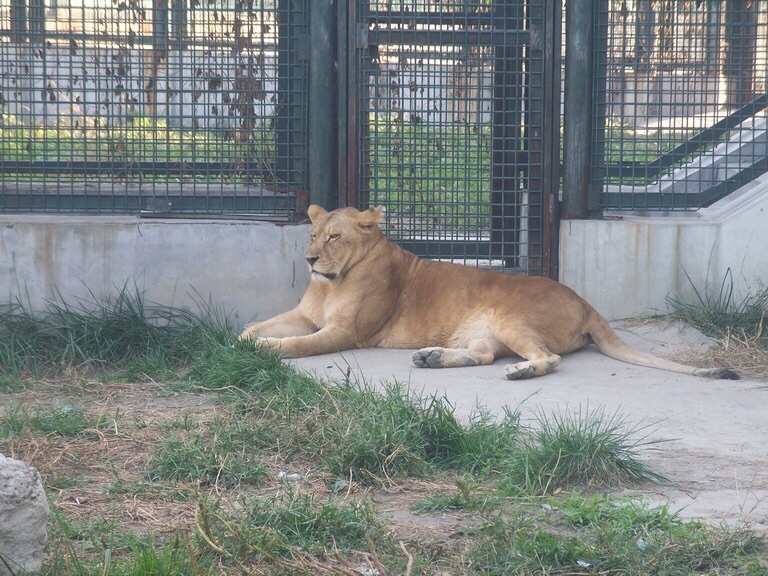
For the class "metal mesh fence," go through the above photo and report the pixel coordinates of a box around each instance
[592,0,768,211]
[0,0,307,216]
[355,0,559,275]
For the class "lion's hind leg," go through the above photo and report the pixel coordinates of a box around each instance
[412,339,498,369]
[502,347,561,380]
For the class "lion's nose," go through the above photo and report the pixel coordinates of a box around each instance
[306,255,319,265]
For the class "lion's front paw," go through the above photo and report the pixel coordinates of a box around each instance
[238,325,261,342]
[254,336,282,350]
[412,347,445,368]
[239,334,281,350]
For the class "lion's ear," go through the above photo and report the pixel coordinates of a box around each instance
[358,205,385,230]
[307,205,327,223]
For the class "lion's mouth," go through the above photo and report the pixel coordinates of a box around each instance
[311,270,337,281]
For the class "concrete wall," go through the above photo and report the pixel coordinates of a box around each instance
[0,215,311,330]
[560,174,768,320]
[2,174,766,325]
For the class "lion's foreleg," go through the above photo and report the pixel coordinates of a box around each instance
[252,325,357,358]
[239,309,316,340]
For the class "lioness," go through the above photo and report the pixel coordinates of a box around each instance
[240,205,738,380]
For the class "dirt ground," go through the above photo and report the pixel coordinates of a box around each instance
[291,320,768,532]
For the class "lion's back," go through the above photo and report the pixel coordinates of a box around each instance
[379,254,595,347]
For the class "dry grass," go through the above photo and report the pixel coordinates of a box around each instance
[1,379,475,573]
[618,315,768,381]
[667,330,768,380]
[2,389,199,542]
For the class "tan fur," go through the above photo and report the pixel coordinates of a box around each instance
[240,206,738,380]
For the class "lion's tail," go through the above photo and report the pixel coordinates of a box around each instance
[586,310,739,380]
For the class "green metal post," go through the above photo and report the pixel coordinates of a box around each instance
[308,0,337,211]
[562,0,593,219]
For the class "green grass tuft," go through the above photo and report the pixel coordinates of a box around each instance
[413,477,496,513]
[0,373,26,393]
[0,402,116,443]
[194,489,395,572]
[144,415,270,486]
[502,406,665,495]
[669,268,768,343]
[118,539,204,576]
[240,489,382,555]
[468,494,765,575]
[0,284,234,378]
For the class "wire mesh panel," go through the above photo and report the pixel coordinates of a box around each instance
[0,0,307,217]
[351,0,560,276]
[592,0,768,211]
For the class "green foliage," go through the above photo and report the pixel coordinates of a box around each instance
[312,381,443,481]
[235,489,381,556]
[192,343,523,483]
[144,415,270,486]
[669,268,768,344]
[502,406,665,495]
[45,504,218,576]
[368,122,493,230]
[0,301,48,376]
[429,405,522,473]
[0,284,234,378]
[0,112,276,185]
[0,373,26,392]
[413,478,496,513]
[118,539,205,576]
[469,494,765,575]
[0,402,116,443]
[323,386,521,480]
[187,337,295,393]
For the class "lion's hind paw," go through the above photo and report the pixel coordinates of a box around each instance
[412,348,445,368]
[503,361,537,380]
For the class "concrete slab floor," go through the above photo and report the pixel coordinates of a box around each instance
[291,319,768,531]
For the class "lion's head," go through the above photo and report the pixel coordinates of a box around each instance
[304,205,386,281]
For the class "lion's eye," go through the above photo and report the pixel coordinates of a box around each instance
[329,234,340,241]
[310,233,316,241]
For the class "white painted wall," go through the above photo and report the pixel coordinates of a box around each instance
[0,215,311,329]
[1,175,766,326]
[560,174,768,320]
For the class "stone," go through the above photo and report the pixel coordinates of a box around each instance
[0,454,50,576]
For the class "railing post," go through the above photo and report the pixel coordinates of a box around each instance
[307,0,337,211]
[562,0,593,219]
[276,0,311,210]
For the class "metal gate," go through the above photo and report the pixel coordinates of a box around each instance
[340,0,561,277]
[0,0,308,218]
[590,0,768,212]
[2,0,562,275]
